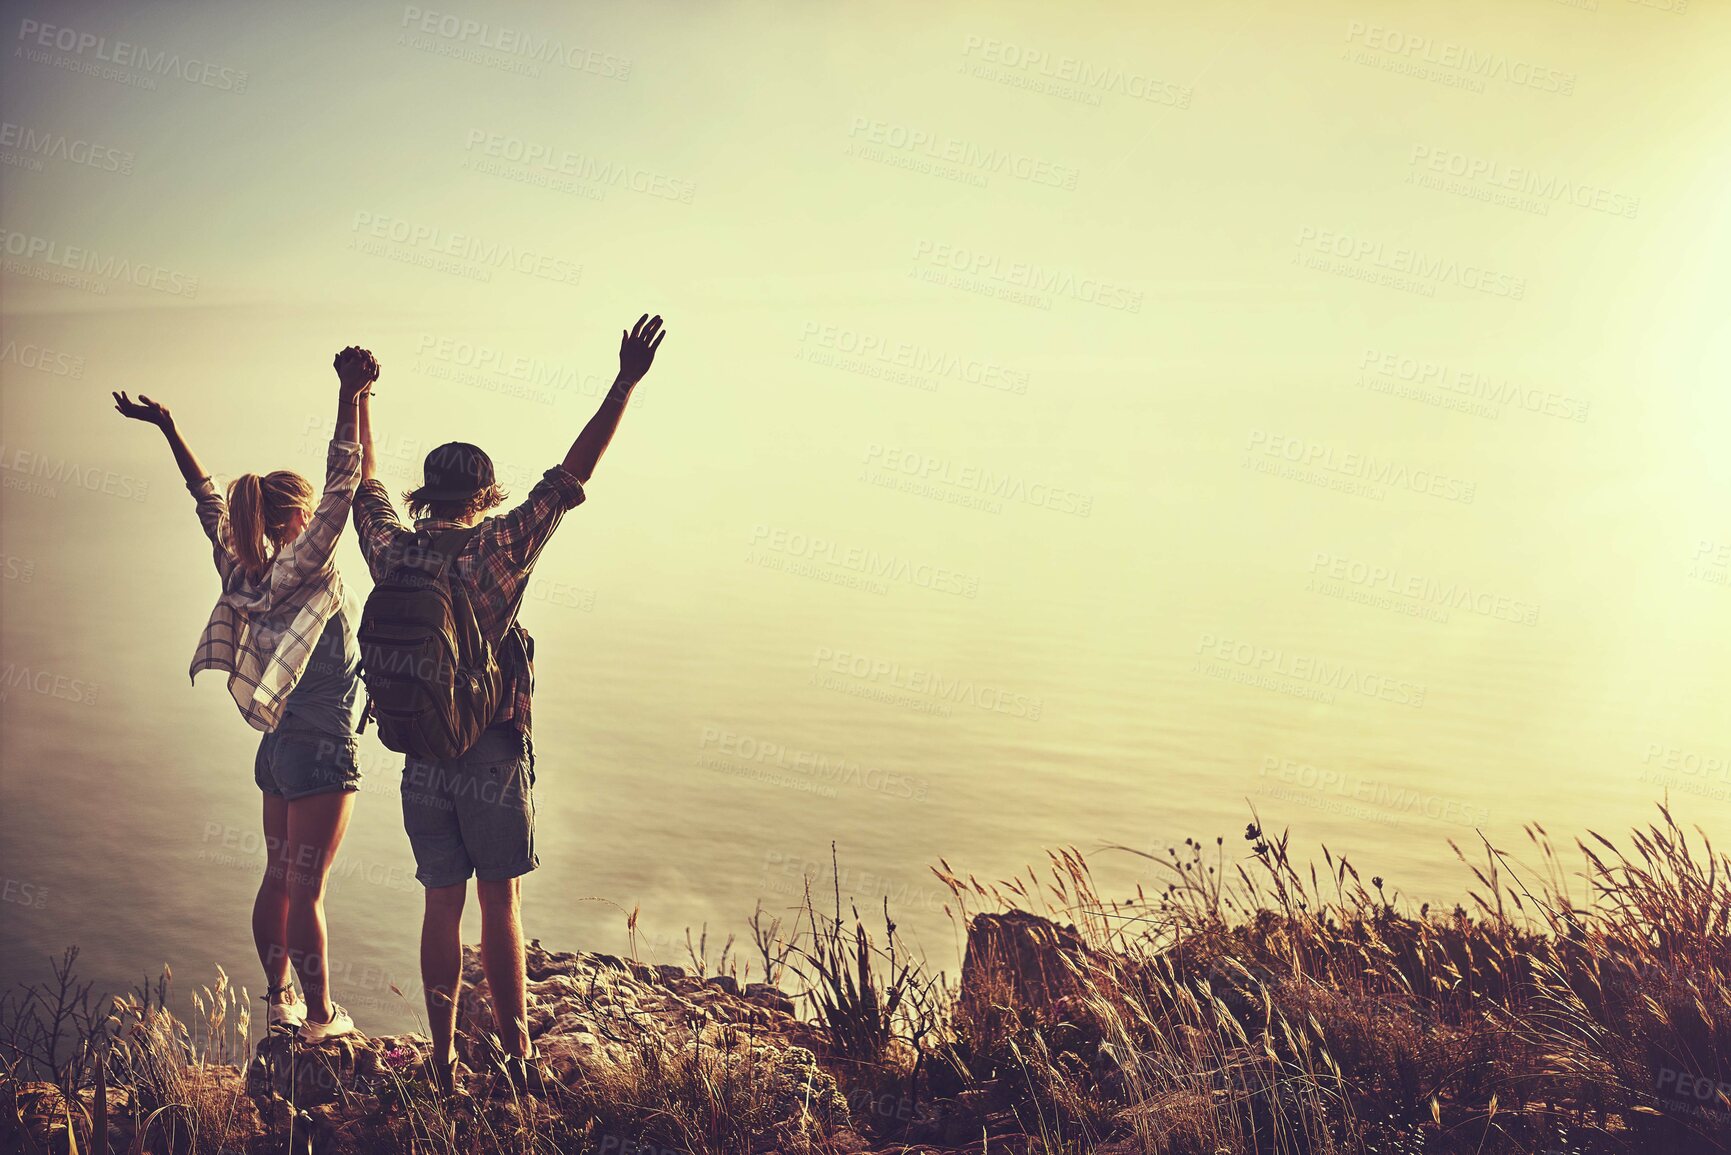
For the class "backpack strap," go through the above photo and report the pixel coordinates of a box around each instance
[422,524,527,658]
[410,522,532,660]
[423,525,482,579]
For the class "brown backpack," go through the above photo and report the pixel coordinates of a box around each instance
[357,527,505,759]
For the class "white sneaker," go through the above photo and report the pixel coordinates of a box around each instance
[297,1003,356,1044]
[266,990,307,1031]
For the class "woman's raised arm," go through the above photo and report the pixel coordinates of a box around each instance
[113,392,208,488]
[113,391,227,551]
[273,348,377,585]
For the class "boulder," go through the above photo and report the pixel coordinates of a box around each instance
[246,1029,430,1109]
[959,910,1097,1024]
[452,941,842,1099]
[0,1081,69,1153]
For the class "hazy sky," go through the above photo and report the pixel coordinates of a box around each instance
[3,0,1730,1000]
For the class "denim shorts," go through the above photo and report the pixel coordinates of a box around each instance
[254,716,362,801]
[400,725,537,889]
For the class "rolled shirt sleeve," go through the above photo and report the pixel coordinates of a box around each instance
[477,466,586,575]
[352,477,409,582]
[276,439,362,589]
[188,474,234,579]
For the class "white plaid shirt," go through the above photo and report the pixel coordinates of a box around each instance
[187,438,362,732]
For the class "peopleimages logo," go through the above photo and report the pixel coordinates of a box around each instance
[0,878,49,909]
[958,35,1192,109]
[462,130,694,203]
[810,646,1044,720]
[846,116,1080,190]
[697,726,930,801]
[1194,633,1426,708]
[911,240,1143,313]
[15,19,248,91]
[415,333,605,395]
[1654,1066,1729,1122]
[0,445,150,502]
[748,524,980,598]
[0,663,100,706]
[399,7,630,79]
[863,444,1093,516]
[349,212,582,286]
[0,230,199,298]
[1245,430,1477,504]
[1308,551,1539,626]
[1258,756,1490,827]
[1343,21,1575,95]
[799,323,1030,395]
[1357,349,1589,423]
[1294,227,1525,300]
[0,122,134,174]
[1408,146,1639,219]
[0,339,85,379]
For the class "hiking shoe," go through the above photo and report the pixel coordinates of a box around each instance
[265,989,307,1031]
[493,1048,551,1099]
[422,1053,470,1102]
[296,1003,356,1044]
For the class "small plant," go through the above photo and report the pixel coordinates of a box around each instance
[0,946,110,1096]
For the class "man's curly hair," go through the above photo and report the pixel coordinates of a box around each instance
[402,482,508,523]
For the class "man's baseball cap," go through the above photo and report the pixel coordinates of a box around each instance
[419,442,495,501]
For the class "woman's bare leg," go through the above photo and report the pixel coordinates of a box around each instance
[252,793,292,996]
[282,789,355,1022]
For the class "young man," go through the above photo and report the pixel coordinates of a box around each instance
[352,314,665,1091]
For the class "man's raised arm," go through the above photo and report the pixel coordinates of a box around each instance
[561,313,666,484]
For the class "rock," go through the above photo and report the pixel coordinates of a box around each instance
[746,981,797,1016]
[0,1081,68,1153]
[247,1029,430,1109]
[91,940,863,1153]
[959,910,1097,1025]
[1202,955,1282,1031]
[523,939,581,980]
[447,941,854,1141]
[180,1065,266,1151]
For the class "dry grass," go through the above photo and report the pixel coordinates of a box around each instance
[932,804,1731,1153]
[3,805,1725,1154]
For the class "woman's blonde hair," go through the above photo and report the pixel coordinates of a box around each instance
[226,471,314,580]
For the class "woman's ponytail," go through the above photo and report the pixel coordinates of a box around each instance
[228,473,269,580]
[225,470,314,582]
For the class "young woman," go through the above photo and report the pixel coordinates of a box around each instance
[113,346,379,1043]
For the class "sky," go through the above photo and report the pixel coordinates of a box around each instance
[2,0,1729,1010]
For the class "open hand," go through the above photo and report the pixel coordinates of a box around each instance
[112,391,172,428]
[334,346,380,396]
[618,314,666,385]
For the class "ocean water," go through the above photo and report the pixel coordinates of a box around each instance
[4,353,1727,1035]
[2,0,1728,1037]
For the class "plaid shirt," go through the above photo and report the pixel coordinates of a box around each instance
[352,466,585,735]
[189,438,362,732]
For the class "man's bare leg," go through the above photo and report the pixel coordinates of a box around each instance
[476,878,529,1057]
[422,883,467,1066]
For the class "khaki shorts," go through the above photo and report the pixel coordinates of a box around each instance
[400,725,537,889]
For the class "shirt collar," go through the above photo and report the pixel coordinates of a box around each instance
[413,518,467,533]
